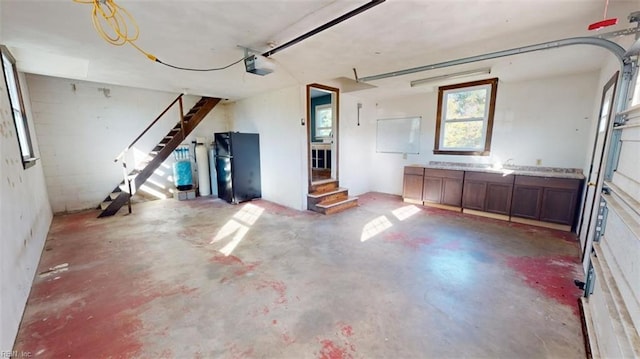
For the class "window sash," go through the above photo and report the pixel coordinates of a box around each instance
[315,104,333,138]
[2,46,35,165]
[434,78,498,156]
[440,86,490,151]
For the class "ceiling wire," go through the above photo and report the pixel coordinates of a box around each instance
[73,0,249,71]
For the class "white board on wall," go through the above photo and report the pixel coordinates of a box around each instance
[376,116,421,154]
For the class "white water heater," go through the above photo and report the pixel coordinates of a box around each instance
[195,137,211,196]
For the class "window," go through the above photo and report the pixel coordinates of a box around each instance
[434,78,498,156]
[315,103,332,139]
[1,45,35,169]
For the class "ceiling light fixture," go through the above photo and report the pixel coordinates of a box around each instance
[410,68,492,87]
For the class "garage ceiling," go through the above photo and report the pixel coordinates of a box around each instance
[1,0,637,100]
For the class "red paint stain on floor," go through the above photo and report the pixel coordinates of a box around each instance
[12,212,200,358]
[282,332,295,345]
[210,253,261,280]
[507,222,579,243]
[319,339,353,359]
[234,262,260,276]
[339,323,353,337]
[439,239,462,250]
[255,280,288,304]
[505,255,582,315]
[15,265,199,358]
[384,232,435,249]
[210,253,244,265]
[228,344,254,359]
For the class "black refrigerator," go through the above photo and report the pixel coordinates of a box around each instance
[214,132,262,204]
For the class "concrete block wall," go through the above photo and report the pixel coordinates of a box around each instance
[26,75,229,213]
[1,71,52,352]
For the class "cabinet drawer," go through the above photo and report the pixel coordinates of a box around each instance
[465,171,514,184]
[515,175,580,190]
[404,166,424,175]
[424,168,464,179]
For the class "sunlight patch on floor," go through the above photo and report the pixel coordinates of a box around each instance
[361,216,393,242]
[210,204,265,256]
[392,205,421,221]
[139,184,167,199]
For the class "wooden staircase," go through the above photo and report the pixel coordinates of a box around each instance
[98,96,221,218]
[307,180,358,214]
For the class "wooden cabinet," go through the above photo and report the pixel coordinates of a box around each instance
[402,166,424,202]
[441,177,464,206]
[423,169,464,206]
[511,176,581,225]
[462,171,514,215]
[402,166,582,229]
[511,185,542,219]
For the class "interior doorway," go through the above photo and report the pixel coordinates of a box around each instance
[306,84,339,188]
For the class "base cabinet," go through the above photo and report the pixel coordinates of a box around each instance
[540,187,579,224]
[403,166,582,229]
[402,167,424,202]
[511,185,543,219]
[423,169,463,206]
[462,171,514,215]
[511,176,581,226]
[442,178,464,206]
[422,177,442,203]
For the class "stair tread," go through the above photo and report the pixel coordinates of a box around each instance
[308,187,348,198]
[316,196,358,208]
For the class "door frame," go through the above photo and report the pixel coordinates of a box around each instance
[306,83,340,190]
[578,71,618,262]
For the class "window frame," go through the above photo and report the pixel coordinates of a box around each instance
[434,77,498,156]
[315,103,333,139]
[1,45,35,169]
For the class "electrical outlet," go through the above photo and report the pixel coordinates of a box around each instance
[536,159,542,166]
[403,153,408,160]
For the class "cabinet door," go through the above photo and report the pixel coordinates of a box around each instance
[540,188,578,225]
[403,174,424,201]
[485,183,513,215]
[442,178,463,206]
[423,176,443,203]
[511,185,542,219]
[462,181,487,210]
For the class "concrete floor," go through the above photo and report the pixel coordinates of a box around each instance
[13,192,586,358]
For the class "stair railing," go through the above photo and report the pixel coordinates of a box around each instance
[113,93,185,213]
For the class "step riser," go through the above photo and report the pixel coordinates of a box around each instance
[308,191,348,208]
[311,181,339,193]
[323,200,358,215]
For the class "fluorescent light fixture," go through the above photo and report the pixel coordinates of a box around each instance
[410,68,492,87]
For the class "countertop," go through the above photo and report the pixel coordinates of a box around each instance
[409,161,585,180]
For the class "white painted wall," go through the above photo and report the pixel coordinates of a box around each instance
[1,72,52,352]
[337,93,374,197]
[228,85,307,210]
[26,75,229,213]
[365,72,600,195]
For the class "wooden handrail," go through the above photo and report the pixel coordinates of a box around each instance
[114,93,184,162]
